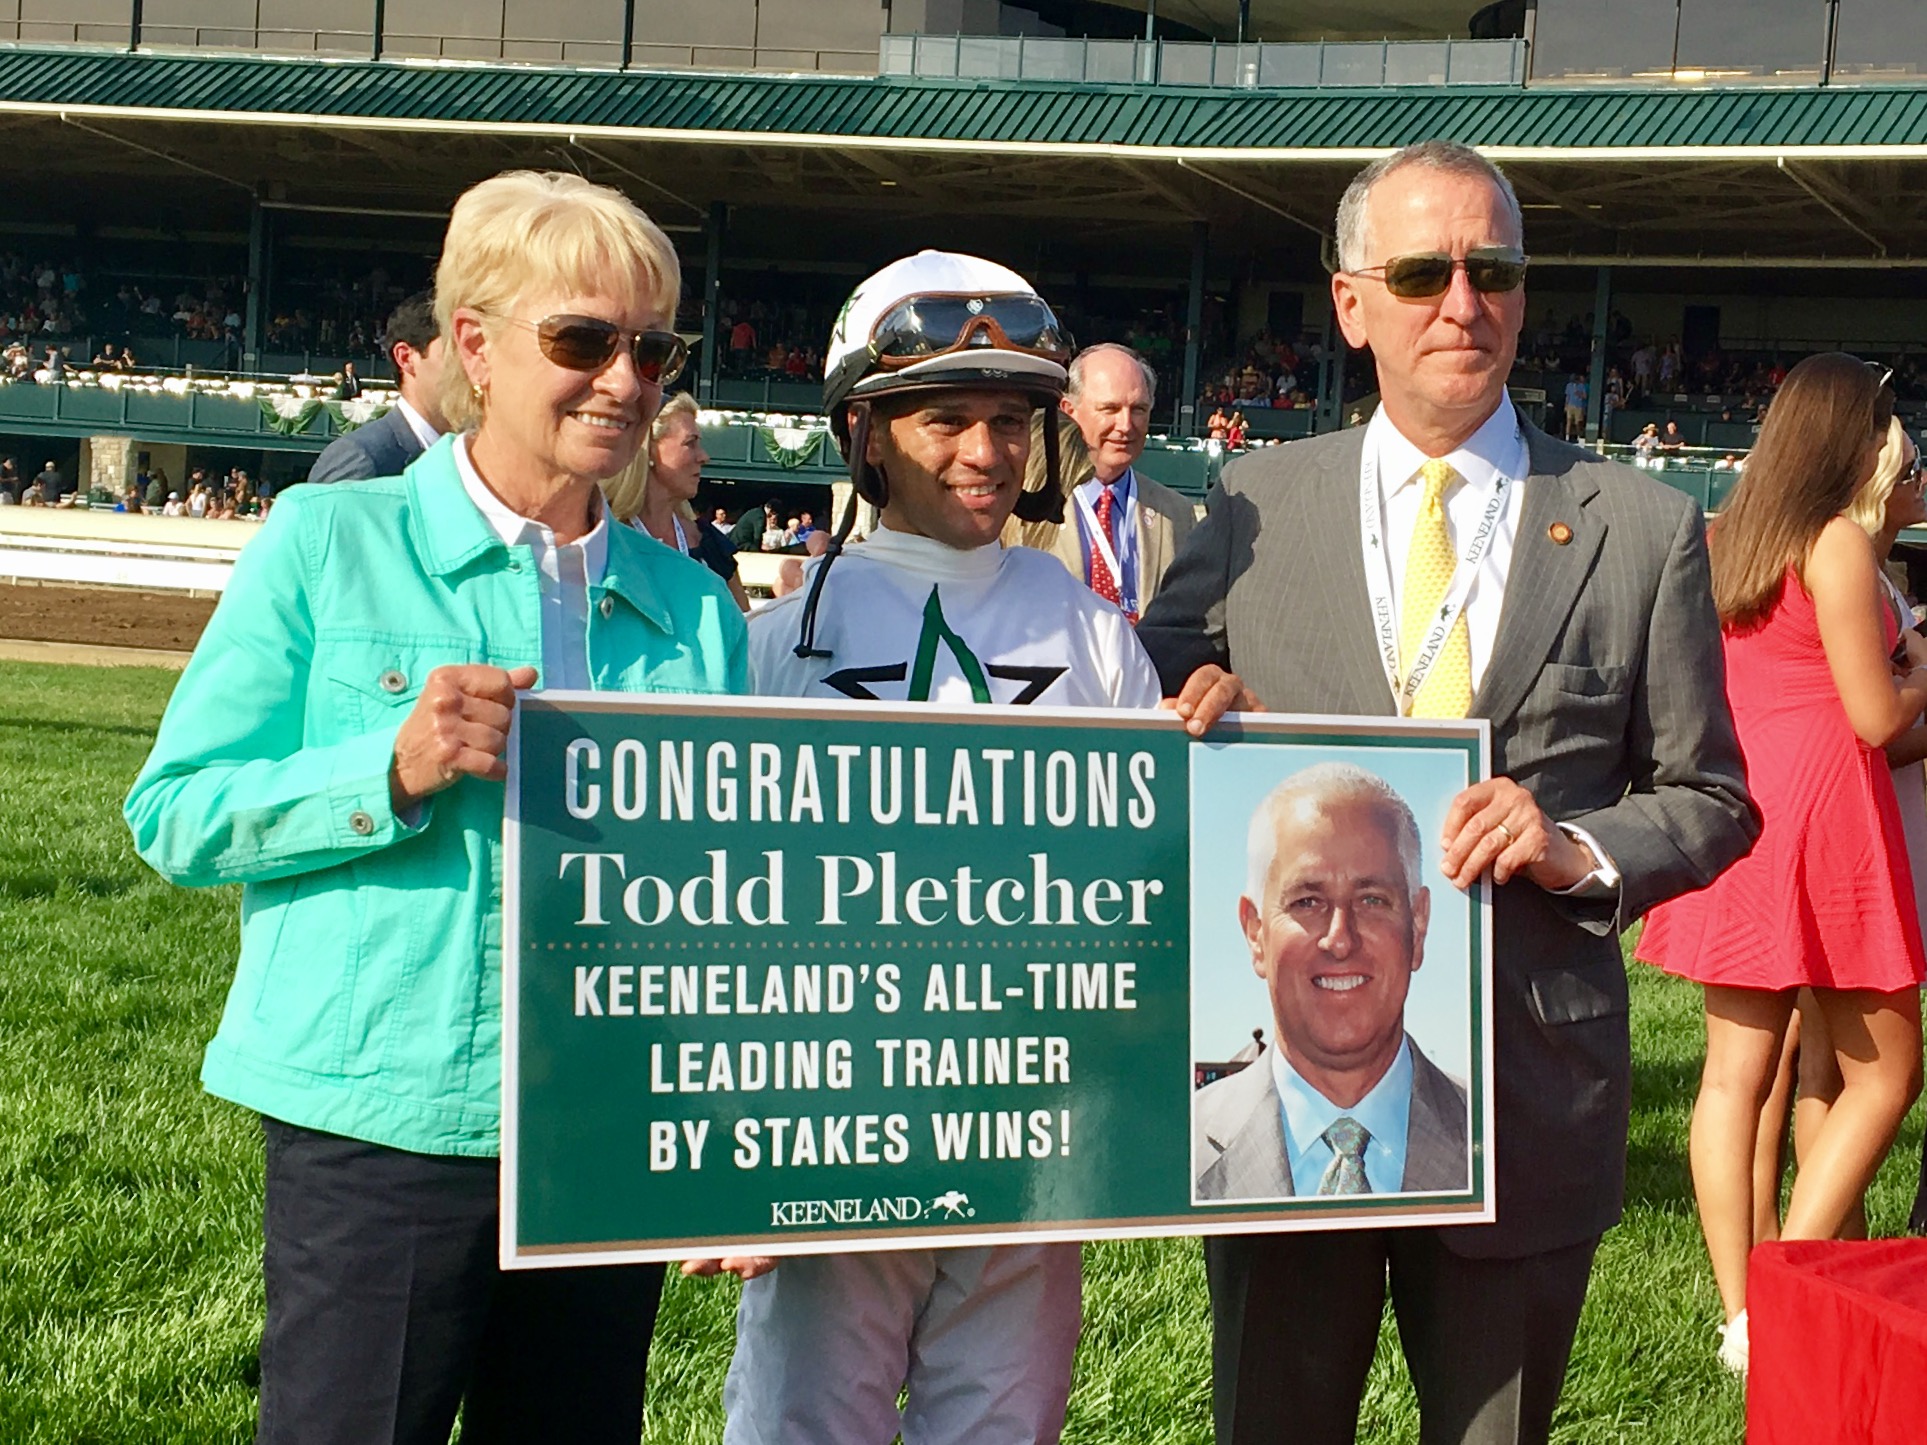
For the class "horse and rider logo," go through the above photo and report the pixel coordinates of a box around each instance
[927,1189,974,1219]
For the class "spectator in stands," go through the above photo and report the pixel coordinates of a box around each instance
[793,510,816,543]
[159,490,181,516]
[123,167,743,1445]
[93,342,119,369]
[1660,419,1688,451]
[763,512,791,552]
[602,391,750,612]
[1226,410,1248,449]
[1564,373,1588,441]
[1633,422,1660,458]
[731,500,778,551]
[709,505,730,536]
[0,481,12,506]
[729,316,756,371]
[40,345,64,381]
[4,342,28,379]
[116,484,142,514]
[0,456,17,501]
[333,361,362,400]
[1206,404,1231,440]
[308,291,450,484]
[22,477,45,505]
[35,459,67,503]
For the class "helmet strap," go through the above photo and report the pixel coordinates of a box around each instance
[793,405,872,659]
[1012,405,1067,525]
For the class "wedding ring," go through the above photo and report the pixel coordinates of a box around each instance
[1493,822,1514,846]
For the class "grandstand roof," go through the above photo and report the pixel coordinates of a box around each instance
[1,43,1925,160]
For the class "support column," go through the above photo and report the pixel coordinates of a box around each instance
[371,0,385,59]
[86,435,137,498]
[1584,264,1611,444]
[1317,310,1348,435]
[1179,220,1207,437]
[244,198,269,375]
[700,200,725,405]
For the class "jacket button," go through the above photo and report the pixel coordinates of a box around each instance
[599,596,615,620]
[379,669,408,693]
[349,810,376,836]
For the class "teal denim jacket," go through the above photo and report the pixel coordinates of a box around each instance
[125,437,749,1156]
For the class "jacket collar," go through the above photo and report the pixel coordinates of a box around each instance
[403,434,675,635]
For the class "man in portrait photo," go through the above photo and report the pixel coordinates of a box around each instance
[1195,763,1469,1203]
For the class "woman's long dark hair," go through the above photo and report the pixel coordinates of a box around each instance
[1710,352,1894,627]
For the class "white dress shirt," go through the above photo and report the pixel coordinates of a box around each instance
[394,396,442,452]
[452,435,606,693]
[1367,399,1527,689]
[1366,398,1620,895]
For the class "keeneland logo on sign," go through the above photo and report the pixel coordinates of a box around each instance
[768,1190,975,1228]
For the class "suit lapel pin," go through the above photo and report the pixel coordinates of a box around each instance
[1548,521,1573,546]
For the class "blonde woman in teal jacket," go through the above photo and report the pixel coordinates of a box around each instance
[124,171,746,1445]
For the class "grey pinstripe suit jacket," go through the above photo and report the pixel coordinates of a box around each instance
[1139,413,1757,1258]
[1193,1036,1470,1202]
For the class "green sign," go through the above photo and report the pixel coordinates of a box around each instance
[504,696,1491,1266]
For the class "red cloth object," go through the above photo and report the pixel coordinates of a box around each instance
[1748,1239,1927,1444]
[1088,484,1121,608]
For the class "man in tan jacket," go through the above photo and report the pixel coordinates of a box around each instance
[1013,342,1196,621]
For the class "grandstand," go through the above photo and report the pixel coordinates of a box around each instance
[0,0,1922,515]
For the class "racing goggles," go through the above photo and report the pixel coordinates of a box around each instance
[869,293,1073,371]
[494,312,689,385]
[1351,248,1529,300]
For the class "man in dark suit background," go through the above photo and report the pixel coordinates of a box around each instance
[1144,140,1756,1443]
[307,292,448,484]
[1194,762,1469,1203]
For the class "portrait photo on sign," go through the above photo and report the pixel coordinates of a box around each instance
[1188,735,1488,1217]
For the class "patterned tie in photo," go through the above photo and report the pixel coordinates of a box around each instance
[1088,484,1121,608]
[1317,1117,1373,1196]
[1399,459,1473,718]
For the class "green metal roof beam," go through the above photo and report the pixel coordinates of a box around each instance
[0,45,1924,160]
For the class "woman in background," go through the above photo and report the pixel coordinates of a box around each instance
[604,389,751,611]
[1637,355,1927,1376]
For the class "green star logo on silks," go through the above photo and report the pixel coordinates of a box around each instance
[823,587,1065,704]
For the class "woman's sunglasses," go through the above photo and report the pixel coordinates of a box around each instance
[491,313,689,385]
[1349,248,1529,300]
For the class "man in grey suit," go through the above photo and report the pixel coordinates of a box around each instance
[1036,343,1195,620]
[1194,763,1468,1203]
[306,292,449,484]
[1144,140,1755,1444]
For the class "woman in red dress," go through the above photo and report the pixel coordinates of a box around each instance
[1637,354,1927,1373]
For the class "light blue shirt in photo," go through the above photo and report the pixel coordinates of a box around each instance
[1273,1035,1413,1195]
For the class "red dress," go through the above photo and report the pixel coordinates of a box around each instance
[1637,569,1926,991]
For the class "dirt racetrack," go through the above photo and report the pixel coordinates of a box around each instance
[0,582,214,653]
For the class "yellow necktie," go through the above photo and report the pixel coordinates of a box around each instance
[1399,459,1473,718]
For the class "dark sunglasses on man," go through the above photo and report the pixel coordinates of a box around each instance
[487,312,689,385]
[1349,246,1529,300]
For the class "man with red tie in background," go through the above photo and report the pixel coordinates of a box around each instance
[1044,342,1197,620]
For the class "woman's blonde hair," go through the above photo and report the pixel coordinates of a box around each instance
[1845,415,1915,540]
[435,170,681,431]
[602,391,702,524]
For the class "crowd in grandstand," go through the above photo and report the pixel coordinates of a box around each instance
[0,250,412,363]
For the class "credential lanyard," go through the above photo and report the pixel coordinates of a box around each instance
[634,515,691,557]
[1073,475,1139,616]
[1359,448,1514,716]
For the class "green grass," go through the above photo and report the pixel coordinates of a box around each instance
[2,657,1921,1442]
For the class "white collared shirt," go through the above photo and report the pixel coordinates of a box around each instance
[1368,399,1527,689]
[452,435,607,693]
[394,396,442,452]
